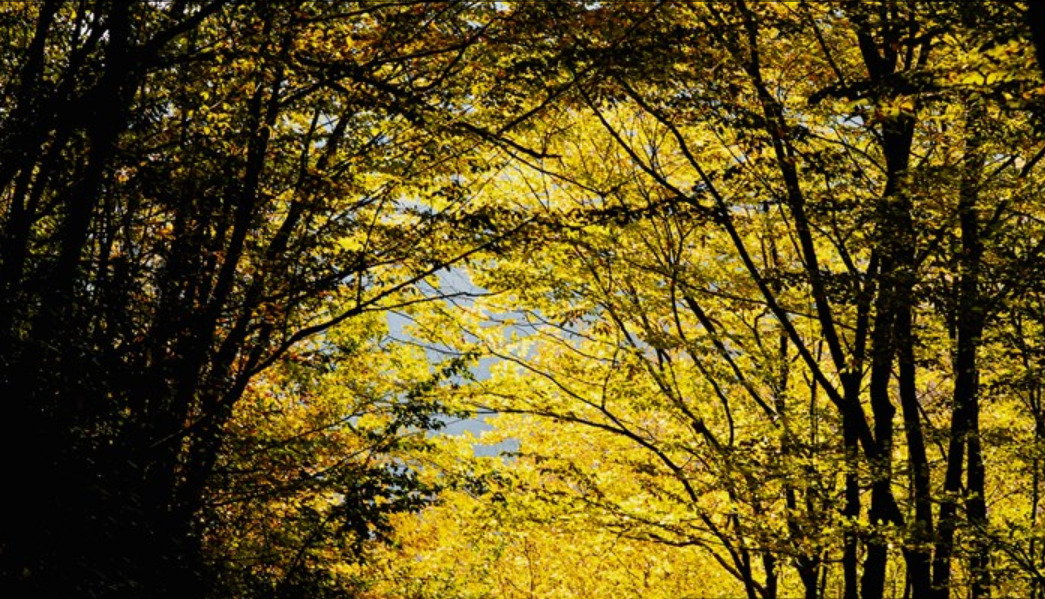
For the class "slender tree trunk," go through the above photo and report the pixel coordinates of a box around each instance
[1027,2,1045,80]
[842,372,862,599]
[1032,383,1044,599]
[960,106,989,599]
[863,286,896,599]
[862,102,917,599]
[933,101,988,599]
[897,303,934,598]
[763,551,778,599]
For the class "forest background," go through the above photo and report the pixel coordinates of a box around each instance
[2,2,1045,599]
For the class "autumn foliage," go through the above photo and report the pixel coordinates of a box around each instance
[2,2,1045,599]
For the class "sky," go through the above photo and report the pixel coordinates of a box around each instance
[388,266,520,457]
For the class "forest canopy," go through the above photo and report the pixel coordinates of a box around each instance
[1,2,1044,599]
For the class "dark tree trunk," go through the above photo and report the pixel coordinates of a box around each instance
[932,102,988,599]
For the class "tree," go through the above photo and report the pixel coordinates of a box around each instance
[392,2,1045,599]
[203,308,474,599]
[0,2,515,596]
[5,2,1045,598]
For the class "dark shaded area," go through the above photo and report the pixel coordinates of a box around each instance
[0,2,497,597]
